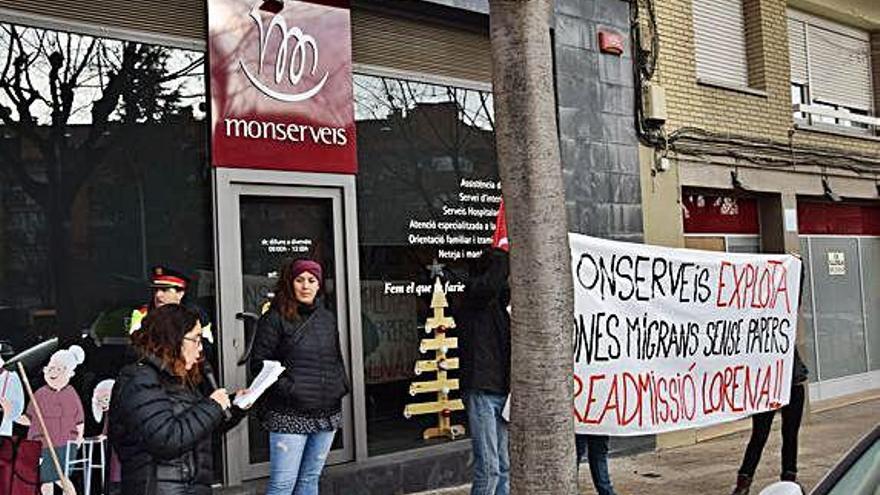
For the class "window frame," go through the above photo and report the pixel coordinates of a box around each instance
[787,10,876,136]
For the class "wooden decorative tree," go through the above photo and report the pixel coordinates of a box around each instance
[403,278,465,440]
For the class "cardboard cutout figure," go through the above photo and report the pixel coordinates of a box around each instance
[0,355,25,436]
[22,345,86,495]
[92,378,122,486]
[91,379,114,427]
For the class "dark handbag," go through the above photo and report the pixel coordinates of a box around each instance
[0,435,41,495]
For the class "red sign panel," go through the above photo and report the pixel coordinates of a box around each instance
[208,0,357,173]
[682,190,760,234]
[797,201,880,235]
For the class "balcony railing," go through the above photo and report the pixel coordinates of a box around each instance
[793,104,880,136]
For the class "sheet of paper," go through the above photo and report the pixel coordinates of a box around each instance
[233,360,285,409]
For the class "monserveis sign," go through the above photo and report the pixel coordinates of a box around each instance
[208,0,357,173]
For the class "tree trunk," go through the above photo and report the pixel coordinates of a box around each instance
[488,2,577,495]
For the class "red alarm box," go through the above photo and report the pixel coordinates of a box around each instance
[598,30,625,56]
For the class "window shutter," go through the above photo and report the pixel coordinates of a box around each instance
[808,24,872,111]
[351,9,491,84]
[1,2,493,85]
[0,0,204,47]
[692,0,749,88]
[787,17,808,84]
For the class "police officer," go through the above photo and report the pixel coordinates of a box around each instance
[129,266,213,344]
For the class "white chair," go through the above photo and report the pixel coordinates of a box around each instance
[63,436,107,494]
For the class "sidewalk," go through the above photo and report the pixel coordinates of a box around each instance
[416,395,879,495]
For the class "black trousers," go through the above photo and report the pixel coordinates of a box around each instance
[738,384,806,477]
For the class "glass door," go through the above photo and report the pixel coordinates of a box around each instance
[214,169,363,483]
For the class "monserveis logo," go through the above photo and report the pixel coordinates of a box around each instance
[239,2,329,102]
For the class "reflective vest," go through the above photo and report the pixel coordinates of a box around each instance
[128,305,214,343]
[128,306,148,334]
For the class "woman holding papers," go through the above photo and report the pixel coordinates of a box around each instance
[250,258,350,495]
[109,304,246,495]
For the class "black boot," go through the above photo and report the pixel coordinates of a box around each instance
[730,474,752,495]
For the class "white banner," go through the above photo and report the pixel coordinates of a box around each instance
[571,234,801,435]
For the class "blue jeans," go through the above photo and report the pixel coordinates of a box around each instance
[575,434,616,495]
[466,390,509,495]
[266,430,336,495]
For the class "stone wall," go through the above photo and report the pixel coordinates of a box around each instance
[555,0,644,242]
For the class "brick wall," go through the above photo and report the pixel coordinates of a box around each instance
[654,0,880,156]
[743,0,767,89]
[872,32,880,118]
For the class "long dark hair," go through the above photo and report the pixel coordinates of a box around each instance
[131,304,202,386]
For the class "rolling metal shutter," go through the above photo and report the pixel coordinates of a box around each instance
[351,9,492,84]
[787,17,807,85]
[0,1,492,85]
[807,24,872,111]
[0,0,204,47]
[692,0,749,88]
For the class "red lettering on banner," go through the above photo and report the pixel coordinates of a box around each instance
[599,376,620,425]
[758,364,772,407]
[716,261,732,308]
[638,373,654,427]
[574,373,607,424]
[621,372,642,426]
[767,261,792,314]
[715,260,793,313]
[575,360,787,429]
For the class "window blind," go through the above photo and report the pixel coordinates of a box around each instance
[787,17,808,85]
[0,0,204,48]
[0,2,493,85]
[807,24,872,111]
[692,0,749,88]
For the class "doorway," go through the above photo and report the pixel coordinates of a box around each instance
[213,168,364,483]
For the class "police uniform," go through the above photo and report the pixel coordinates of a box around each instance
[129,266,214,342]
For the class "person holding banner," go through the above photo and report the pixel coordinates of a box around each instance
[458,247,511,495]
[730,261,810,495]
[575,434,618,495]
[730,348,809,495]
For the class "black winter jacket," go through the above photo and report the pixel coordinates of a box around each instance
[250,303,350,416]
[108,355,241,495]
[458,249,511,395]
[792,348,809,386]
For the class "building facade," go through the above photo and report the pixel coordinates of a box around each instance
[0,0,644,493]
[5,0,873,491]
[636,0,880,445]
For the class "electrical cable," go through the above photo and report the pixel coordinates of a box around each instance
[625,0,880,176]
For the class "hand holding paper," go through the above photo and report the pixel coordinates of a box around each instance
[233,360,285,409]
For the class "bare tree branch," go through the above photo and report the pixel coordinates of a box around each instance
[0,139,47,205]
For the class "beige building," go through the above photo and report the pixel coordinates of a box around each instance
[637,0,880,445]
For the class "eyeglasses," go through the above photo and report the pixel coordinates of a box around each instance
[182,335,203,347]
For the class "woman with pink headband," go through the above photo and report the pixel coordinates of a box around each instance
[250,259,350,495]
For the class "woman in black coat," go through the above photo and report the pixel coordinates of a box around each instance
[109,304,245,495]
[250,258,349,495]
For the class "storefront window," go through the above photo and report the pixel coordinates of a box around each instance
[0,20,211,456]
[354,74,499,455]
